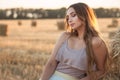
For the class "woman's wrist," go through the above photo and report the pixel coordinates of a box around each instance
[80,76,90,80]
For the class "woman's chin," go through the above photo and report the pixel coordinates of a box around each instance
[71,27,77,30]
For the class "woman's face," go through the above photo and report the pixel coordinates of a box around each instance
[66,7,83,30]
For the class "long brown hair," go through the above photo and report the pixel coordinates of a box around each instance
[65,3,111,80]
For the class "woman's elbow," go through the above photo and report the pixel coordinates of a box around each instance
[46,59,58,68]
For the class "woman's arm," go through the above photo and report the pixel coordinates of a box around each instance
[40,53,58,80]
[80,37,108,80]
[40,32,69,80]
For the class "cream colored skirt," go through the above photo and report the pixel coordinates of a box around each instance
[49,71,79,80]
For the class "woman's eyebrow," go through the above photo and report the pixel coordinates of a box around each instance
[70,12,75,14]
[66,12,75,16]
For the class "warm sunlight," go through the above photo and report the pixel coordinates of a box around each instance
[0,0,120,9]
[0,0,120,80]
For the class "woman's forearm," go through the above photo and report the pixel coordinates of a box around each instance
[80,75,90,80]
[40,62,57,80]
[80,70,104,80]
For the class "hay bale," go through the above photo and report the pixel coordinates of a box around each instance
[102,29,120,80]
[31,20,37,27]
[111,29,120,72]
[0,24,7,36]
[112,19,119,27]
[108,19,119,28]
[109,31,116,39]
[18,20,22,26]
[56,20,65,30]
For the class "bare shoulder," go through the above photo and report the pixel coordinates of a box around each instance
[58,31,71,40]
[60,31,70,37]
[92,37,105,49]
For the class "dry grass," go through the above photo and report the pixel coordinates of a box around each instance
[0,18,120,80]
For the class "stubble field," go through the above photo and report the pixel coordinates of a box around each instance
[0,18,120,80]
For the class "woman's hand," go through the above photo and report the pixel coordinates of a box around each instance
[80,76,90,80]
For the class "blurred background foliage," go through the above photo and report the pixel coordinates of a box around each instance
[0,7,120,19]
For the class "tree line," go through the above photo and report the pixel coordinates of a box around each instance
[0,7,120,19]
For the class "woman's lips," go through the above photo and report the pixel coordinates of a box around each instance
[70,23,75,27]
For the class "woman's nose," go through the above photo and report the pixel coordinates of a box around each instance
[68,18,72,23]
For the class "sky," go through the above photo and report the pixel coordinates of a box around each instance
[0,0,120,9]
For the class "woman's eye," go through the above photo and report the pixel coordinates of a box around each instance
[72,14,76,17]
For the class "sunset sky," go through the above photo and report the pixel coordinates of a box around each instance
[0,0,120,9]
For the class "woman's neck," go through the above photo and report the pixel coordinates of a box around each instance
[76,26,85,40]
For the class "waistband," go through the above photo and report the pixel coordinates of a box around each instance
[52,71,87,80]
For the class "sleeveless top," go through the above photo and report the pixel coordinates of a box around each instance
[55,39,88,78]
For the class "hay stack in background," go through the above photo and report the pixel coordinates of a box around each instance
[31,20,37,27]
[109,31,116,39]
[0,24,7,36]
[108,18,119,28]
[108,18,119,39]
[56,20,65,30]
[18,20,22,26]
[102,28,120,80]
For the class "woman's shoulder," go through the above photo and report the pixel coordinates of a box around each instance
[56,31,71,43]
[91,37,104,49]
[59,31,71,39]
[61,31,71,36]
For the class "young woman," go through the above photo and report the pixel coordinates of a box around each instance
[40,2,111,80]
